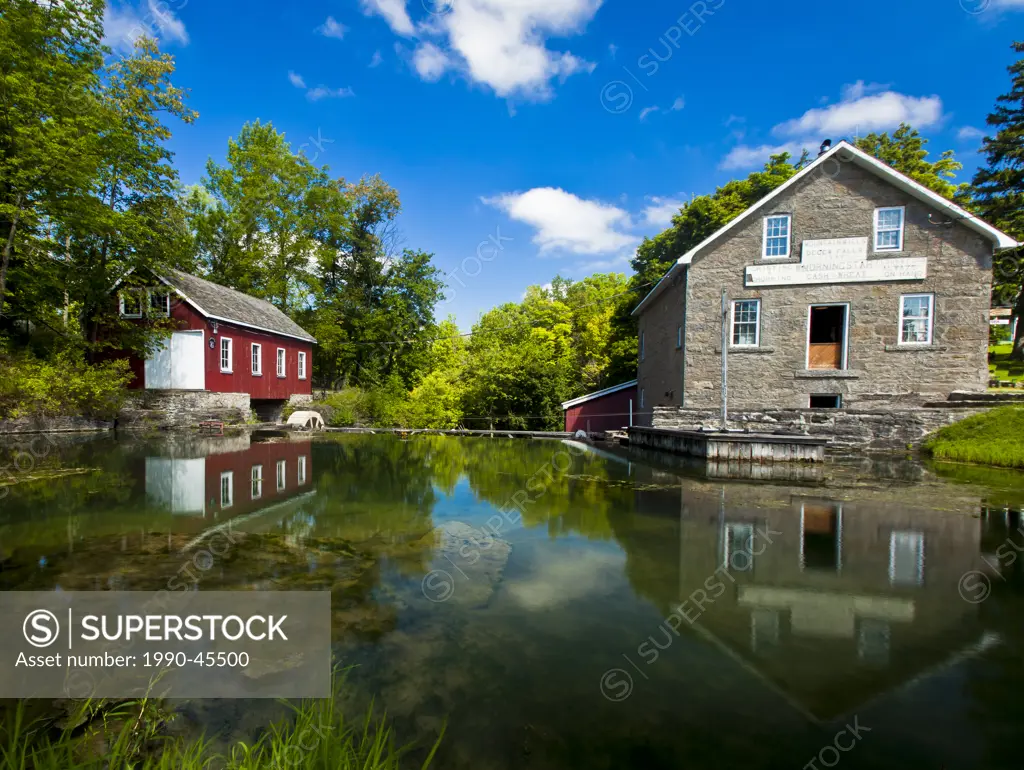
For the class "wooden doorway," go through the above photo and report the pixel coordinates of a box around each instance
[807,305,847,370]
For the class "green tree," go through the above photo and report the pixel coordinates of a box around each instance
[972,42,1024,358]
[854,123,966,200]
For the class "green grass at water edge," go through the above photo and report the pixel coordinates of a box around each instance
[0,672,443,770]
[923,406,1024,470]
[989,344,1024,385]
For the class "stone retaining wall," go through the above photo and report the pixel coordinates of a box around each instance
[651,405,991,451]
[119,390,251,431]
[0,417,113,435]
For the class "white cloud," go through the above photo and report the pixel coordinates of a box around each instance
[413,42,450,81]
[317,16,346,39]
[957,125,986,141]
[483,187,636,255]
[103,0,188,51]
[288,70,307,89]
[722,86,945,170]
[720,141,812,170]
[639,106,659,121]
[363,0,601,100]
[642,196,686,227]
[991,0,1024,8]
[306,85,356,101]
[361,0,415,36]
[369,49,383,67]
[774,91,943,138]
[670,96,685,112]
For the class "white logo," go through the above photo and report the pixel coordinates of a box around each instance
[23,609,60,648]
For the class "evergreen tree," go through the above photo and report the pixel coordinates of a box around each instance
[972,41,1024,358]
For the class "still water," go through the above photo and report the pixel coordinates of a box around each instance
[2,432,1024,769]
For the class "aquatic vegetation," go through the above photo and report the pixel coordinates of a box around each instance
[923,407,1024,469]
[0,672,443,769]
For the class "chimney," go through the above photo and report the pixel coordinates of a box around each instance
[818,139,832,156]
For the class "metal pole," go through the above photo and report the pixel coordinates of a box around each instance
[629,399,633,427]
[721,288,728,430]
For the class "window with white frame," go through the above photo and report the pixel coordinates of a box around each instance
[148,291,170,317]
[723,522,755,573]
[298,351,307,380]
[875,207,905,251]
[251,344,262,375]
[732,299,760,347]
[899,294,933,345]
[220,472,233,509]
[298,455,307,485]
[251,465,263,499]
[276,460,286,491]
[220,337,233,373]
[119,290,143,318]
[763,214,791,258]
[889,531,924,586]
[277,348,286,378]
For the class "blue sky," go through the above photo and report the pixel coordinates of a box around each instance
[103,0,1021,329]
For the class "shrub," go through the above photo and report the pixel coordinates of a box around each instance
[320,388,370,427]
[0,346,134,420]
[401,371,463,429]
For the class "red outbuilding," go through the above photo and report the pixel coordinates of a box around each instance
[561,380,637,435]
[117,270,315,407]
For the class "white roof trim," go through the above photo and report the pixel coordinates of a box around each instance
[632,140,1020,316]
[561,380,637,410]
[153,275,318,344]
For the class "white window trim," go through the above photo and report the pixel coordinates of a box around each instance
[119,290,144,319]
[731,299,761,348]
[220,337,233,373]
[276,459,287,491]
[251,465,263,500]
[220,471,233,509]
[147,291,171,318]
[805,303,850,370]
[298,351,307,380]
[874,206,906,252]
[251,343,262,376]
[888,530,925,586]
[898,293,934,346]
[276,348,286,378]
[298,455,307,485]
[762,214,792,260]
[722,522,755,573]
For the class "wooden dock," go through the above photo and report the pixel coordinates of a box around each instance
[629,426,828,463]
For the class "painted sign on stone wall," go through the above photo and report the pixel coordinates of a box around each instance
[745,237,927,287]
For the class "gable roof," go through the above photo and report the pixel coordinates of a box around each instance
[561,380,637,410]
[160,270,317,343]
[632,140,1020,317]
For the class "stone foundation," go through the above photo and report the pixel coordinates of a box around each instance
[650,405,991,452]
[0,417,113,435]
[119,390,251,431]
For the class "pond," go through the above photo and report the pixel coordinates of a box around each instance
[2,432,1024,770]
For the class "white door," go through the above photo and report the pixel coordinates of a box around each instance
[170,331,205,390]
[145,338,173,389]
[145,331,205,390]
[145,457,207,515]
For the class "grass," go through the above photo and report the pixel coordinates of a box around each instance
[989,344,1024,385]
[923,406,1024,469]
[0,671,443,769]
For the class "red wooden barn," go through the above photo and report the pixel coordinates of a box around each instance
[561,380,637,435]
[118,270,315,407]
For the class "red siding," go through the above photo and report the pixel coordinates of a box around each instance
[125,300,313,398]
[205,440,314,519]
[564,387,636,434]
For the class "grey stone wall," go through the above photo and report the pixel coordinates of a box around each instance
[637,270,687,425]
[0,417,112,435]
[650,405,990,451]
[119,390,251,430]
[639,160,993,410]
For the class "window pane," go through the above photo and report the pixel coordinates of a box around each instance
[890,532,924,585]
[732,301,759,346]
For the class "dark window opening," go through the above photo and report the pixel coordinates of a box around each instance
[808,305,846,370]
[809,394,842,409]
[803,503,841,571]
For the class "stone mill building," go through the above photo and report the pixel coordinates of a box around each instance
[633,140,1019,424]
